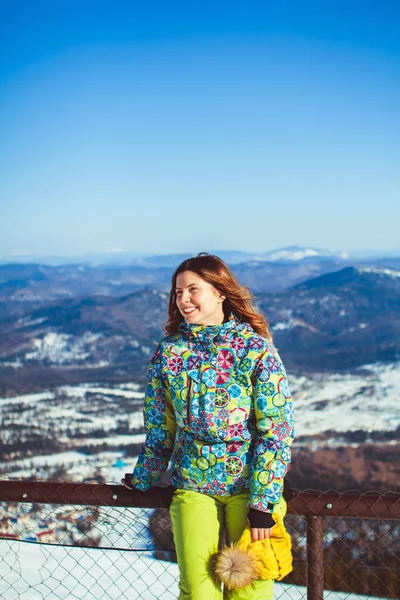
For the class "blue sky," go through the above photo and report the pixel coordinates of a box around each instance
[1,0,399,258]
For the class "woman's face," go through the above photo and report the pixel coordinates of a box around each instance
[175,270,225,326]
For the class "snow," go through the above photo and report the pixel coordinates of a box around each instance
[15,317,48,329]
[340,322,369,334]
[25,332,104,365]
[0,538,389,600]
[362,267,400,279]
[58,434,145,447]
[4,366,395,447]
[60,384,143,399]
[0,539,178,599]
[268,248,320,261]
[0,391,54,408]
[0,384,143,407]
[272,321,294,331]
[263,248,349,262]
[3,451,94,471]
[2,450,141,483]
[1,364,399,480]
[272,318,317,333]
[0,360,23,368]
[118,383,142,391]
[291,362,400,436]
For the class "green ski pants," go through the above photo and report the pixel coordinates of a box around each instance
[169,489,275,600]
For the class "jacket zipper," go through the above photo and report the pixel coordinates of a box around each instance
[186,377,193,425]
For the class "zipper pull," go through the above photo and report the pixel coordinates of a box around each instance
[186,377,193,425]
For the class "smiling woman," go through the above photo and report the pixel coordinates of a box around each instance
[175,270,226,326]
[123,253,294,600]
[165,253,273,340]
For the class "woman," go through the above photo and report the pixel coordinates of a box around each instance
[123,253,294,600]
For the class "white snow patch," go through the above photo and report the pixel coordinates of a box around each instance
[58,434,146,447]
[0,385,143,406]
[59,385,144,399]
[362,267,400,279]
[25,332,104,365]
[3,451,140,483]
[268,248,320,261]
[291,362,400,436]
[0,360,23,368]
[272,321,294,331]
[272,318,318,333]
[15,317,48,328]
[0,391,54,407]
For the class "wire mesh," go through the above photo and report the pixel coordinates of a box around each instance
[284,513,399,598]
[0,501,178,600]
[0,484,399,599]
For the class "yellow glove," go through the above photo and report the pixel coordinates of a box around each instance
[214,512,292,590]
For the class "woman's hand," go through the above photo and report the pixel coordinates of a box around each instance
[121,473,134,489]
[251,527,273,542]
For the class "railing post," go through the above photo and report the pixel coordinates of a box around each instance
[306,515,324,600]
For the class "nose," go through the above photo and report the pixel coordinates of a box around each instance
[180,290,191,303]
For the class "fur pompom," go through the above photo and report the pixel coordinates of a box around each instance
[214,545,258,590]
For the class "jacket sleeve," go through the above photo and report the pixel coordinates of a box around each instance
[249,343,294,513]
[132,344,176,490]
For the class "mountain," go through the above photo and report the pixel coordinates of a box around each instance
[3,245,396,267]
[2,248,400,303]
[1,265,399,396]
[260,266,400,370]
[232,258,346,293]
[251,245,348,263]
[127,247,349,266]
[0,263,174,302]
[0,288,170,394]
[0,247,346,266]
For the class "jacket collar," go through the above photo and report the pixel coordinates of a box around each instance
[179,313,238,345]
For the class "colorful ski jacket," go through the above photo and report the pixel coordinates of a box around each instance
[132,314,294,513]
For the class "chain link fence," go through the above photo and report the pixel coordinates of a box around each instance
[0,481,399,599]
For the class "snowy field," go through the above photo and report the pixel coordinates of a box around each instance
[0,538,391,600]
[290,362,400,436]
[1,451,138,486]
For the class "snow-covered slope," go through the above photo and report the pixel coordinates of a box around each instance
[257,246,348,263]
[291,362,400,437]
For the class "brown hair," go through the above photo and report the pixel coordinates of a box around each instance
[164,253,272,340]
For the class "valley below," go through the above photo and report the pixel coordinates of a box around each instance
[1,362,398,493]
[1,256,399,493]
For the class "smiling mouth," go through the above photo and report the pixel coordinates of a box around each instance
[183,307,197,315]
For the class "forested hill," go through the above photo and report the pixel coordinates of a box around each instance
[0,265,399,395]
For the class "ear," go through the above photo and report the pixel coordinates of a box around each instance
[218,293,226,302]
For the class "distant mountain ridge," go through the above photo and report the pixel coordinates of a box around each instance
[1,245,395,266]
[263,265,400,369]
[249,245,348,263]
[1,248,399,302]
[295,265,400,290]
[0,265,399,394]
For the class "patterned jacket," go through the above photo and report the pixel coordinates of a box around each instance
[132,314,294,513]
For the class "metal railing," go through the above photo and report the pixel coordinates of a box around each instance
[0,481,399,599]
